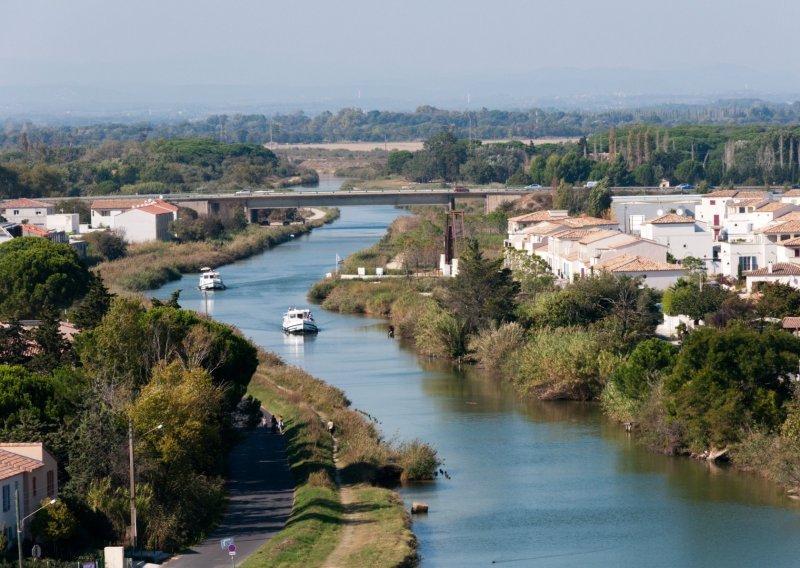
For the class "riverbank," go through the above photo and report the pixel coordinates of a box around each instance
[97,208,339,293]
[243,350,421,568]
[310,208,800,500]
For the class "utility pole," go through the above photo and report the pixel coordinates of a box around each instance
[15,485,22,568]
[129,419,137,550]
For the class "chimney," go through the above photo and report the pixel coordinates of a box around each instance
[768,261,774,274]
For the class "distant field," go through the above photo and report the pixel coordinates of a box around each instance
[270,137,578,152]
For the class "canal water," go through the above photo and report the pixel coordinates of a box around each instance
[153,197,800,567]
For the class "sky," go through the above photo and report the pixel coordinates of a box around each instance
[2,0,800,113]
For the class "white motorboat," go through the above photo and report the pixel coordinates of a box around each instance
[199,267,225,291]
[282,308,318,334]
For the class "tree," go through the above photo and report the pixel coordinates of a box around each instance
[674,159,704,183]
[70,273,114,330]
[85,230,127,261]
[586,181,612,217]
[662,279,732,323]
[29,304,75,373]
[444,239,519,333]
[664,326,800,449]
[755,282,800,318]
[387,150,413,174]
[611,338,677,402]
[0,237,90,319]
[422,130,468,181]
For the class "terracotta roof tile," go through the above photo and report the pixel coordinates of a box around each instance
[134,204,174,216]
[0,198,52,209]
[779,237,800,246]
[782,189,800,197]
[745,262,800,276]
[775,211,800,222]
[558,216,615,228]
[735,191,771,199]
[757,220,800,234]
[644,213,696,224]
[20,224,50,237]
[577,229,623,244]
[0,448,44,481]
[555,229,599,241]
[782,317,800,329]
[595,254,683,273]
[508,210,568,223]
[703,190,738,198]
[756,202,790,212]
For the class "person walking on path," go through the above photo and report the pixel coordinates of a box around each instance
[327,420,335,436]
[277,416,285,434]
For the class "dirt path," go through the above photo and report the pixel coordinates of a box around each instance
[321,436,375,568]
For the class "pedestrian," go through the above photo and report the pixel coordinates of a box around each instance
[327,420,335,435]
[260,414,267,428]
[278,416,285,434]
[270,414,278,433]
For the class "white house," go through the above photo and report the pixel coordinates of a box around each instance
[0,198,54,227]
[111,204,173,243]
[592,254,685,290]
[639,213,714,268]
[779,189,800,206]
[694,190,771,240]
[744,262,800,293]
[91,198,177,228]
[46,213,80,234]
[0,443,59,549]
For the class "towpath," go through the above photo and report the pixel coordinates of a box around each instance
[165,412,293,568]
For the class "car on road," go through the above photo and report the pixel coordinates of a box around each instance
[453,186,470,192]
[525,184,543,189]
[235,189,252,195]
[676,184,695,191]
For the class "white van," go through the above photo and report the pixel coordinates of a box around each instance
[584,181,599,189]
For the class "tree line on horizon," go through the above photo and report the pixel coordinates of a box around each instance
[3,99,800,149]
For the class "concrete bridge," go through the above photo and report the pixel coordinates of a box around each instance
[162,188,529,221]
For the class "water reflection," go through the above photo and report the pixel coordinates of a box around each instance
[282,332,317,357]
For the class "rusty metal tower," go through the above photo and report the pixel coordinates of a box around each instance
[444,210,466,264]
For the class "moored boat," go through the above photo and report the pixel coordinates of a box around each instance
[282,308,318,334]
[199,267,225,290]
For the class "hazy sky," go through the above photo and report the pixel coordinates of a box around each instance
[2,0,799,109]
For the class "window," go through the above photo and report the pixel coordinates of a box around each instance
[32,476,37,497]
[2,485,9,512]
[47,470,54,496]
[738,256,758,271]
[12,210,19,215]
[710,200,716,205]
[795,249,800,258]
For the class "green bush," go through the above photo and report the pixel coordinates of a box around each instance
[396,439,440,481]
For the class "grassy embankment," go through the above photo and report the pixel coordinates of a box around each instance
[97,209,339,293]
[242,350,421,568]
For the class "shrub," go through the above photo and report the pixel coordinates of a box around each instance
[470,322,525,379]
[395,439,440,482]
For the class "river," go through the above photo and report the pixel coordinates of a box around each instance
[153,191,800,567]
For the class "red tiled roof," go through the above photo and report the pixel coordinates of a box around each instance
[745,262,800,276]
[20,224,50,237]
[1,198,52,209]
[558,216,614,228]
[644,213,696,224]
[782,189,800,197]
[133,204,174,216]
[91,198,148,210]
[757,220,800,234]
[578,229,623,244]
[0,448,44,481]
[755,202,788,212]
[703,190,738,198]
[782,317,800,329]
[735,191,771,199]
[508,210,568,223]
[595,254,684,273]
[779,237,800,247]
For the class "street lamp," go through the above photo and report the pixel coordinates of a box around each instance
[129,421,163,550]
[15,486,57,568]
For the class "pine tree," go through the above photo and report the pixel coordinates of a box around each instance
[71,274,114,331]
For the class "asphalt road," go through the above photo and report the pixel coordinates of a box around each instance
[165,418,294,568]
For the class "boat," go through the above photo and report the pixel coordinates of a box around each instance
[198,267,225,291]
[282,308,318,334]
